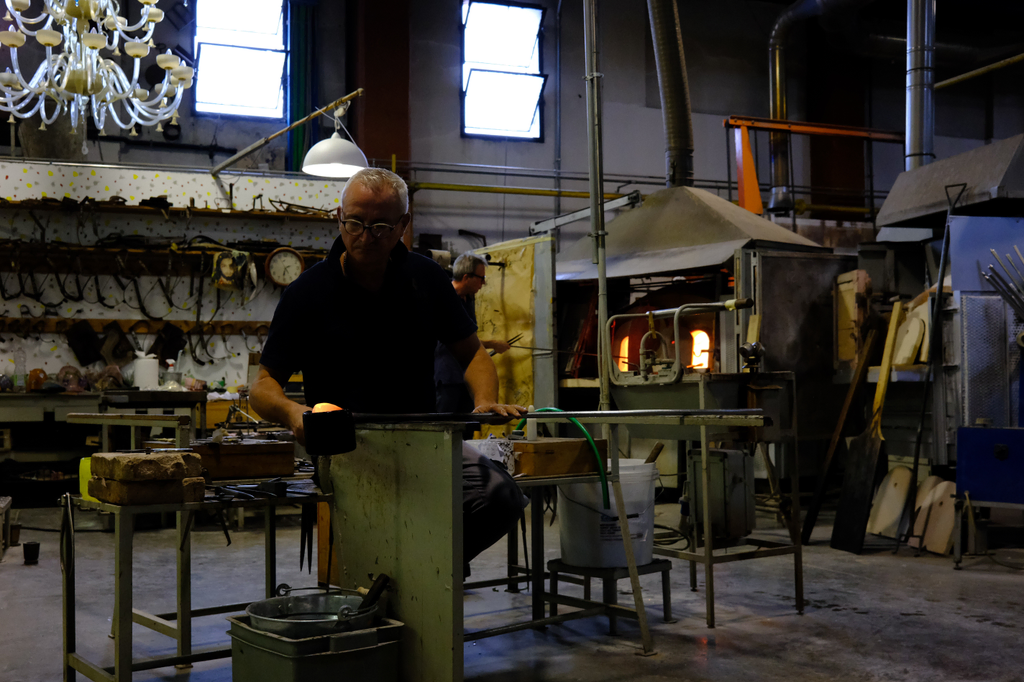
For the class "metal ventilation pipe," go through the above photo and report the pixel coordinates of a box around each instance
[767,0,872,213]
[905,0,935,170]
[647,0,694,187]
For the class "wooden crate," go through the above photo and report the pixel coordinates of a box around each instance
[511,438,607,477]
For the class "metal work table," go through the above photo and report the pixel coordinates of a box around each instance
[101,390,208,439]
[61,483,331,682]
[326,409,768,682]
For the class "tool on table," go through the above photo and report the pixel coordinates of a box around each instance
[831,302,904,554]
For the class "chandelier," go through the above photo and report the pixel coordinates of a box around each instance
[0,0,194,136]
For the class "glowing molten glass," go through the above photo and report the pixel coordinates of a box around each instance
[618,336,630,372]
[690,330,710,369]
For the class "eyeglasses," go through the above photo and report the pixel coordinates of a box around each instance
[338,214,406,238]
[468,273,486,283]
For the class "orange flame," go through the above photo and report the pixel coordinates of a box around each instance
[690,330,710,369]
[618,336,630,372]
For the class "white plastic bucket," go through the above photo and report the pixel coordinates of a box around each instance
[557,460,659,568]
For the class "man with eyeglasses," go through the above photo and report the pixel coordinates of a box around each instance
[435,252,513,413]
[251,167,526,576]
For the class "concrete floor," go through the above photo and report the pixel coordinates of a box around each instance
[1,503,1023,682]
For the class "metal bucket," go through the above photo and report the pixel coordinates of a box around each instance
[246,590,377,639]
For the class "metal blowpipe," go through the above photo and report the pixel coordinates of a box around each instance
[987,246,1024,319]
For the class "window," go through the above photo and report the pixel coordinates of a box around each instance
[462,2,546,140]
[194,0,287,118]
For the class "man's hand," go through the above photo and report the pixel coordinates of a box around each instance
[286,402,308,446]
[250,365,310,445]
[482,340,511,354]
[472,402,528,419]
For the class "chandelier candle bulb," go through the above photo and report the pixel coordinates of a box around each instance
[0,31,26,48]
[82,33,106,50]
[11,0,29,10]
[35,29,62,47]
[171,66,194,81]
[156,53,179,70]
[146,7,163,22]
[133,88,148,100]
[124,41,149,58]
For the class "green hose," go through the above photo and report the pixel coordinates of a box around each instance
[516,407,610,509]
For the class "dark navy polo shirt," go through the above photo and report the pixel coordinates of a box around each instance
[261,236,478,413]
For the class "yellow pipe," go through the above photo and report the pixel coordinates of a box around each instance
[936,52,1024,90]
[408,181,626,200]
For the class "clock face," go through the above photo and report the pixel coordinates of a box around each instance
[266,248,304,287]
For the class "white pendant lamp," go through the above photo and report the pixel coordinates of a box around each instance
[301,132,368,178]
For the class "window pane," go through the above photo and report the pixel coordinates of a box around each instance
[464,70,544,139]
[195,45,286,118]
[196,0,284,50]
[463,2,541,88]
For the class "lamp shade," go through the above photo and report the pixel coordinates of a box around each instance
[301,132,368,179]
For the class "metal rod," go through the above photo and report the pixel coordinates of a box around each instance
[991,249,1024,290]
[408,181,625,200]
[583,0,611,415]
[464,607,606,641]
[211,89,365,176]
[935,51,1024,90]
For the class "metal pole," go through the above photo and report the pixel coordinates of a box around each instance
[211,89,365,176]
[905,0,935,170]
[583,0,611,414]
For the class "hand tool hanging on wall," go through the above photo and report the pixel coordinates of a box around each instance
[895,183,966,554]
[802,329,878,545]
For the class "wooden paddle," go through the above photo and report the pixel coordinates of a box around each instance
[830,304,905,554]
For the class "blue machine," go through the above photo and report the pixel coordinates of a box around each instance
[956,427,1024,505]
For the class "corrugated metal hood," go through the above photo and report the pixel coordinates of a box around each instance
[557,185,819,281]
[877,133,1024,227]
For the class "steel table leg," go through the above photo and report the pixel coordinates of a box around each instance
[62,503,75,682]
[699,383,716,628]
[531,491,545,626]
[550,566,559,618]
[661,567,673,622]
[265,504,277,598]
[603,577,618,635]
[113,510,133,682]
[176,511,192,668]
[507,518,520,593]
[789,439,804,615]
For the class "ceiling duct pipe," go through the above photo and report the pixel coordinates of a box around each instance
[906,0,935,170]
[647,0,694,188]
[767,0,871,213]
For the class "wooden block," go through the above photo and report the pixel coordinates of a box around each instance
[88,476,206,505]
[511,438,607,477]
[190,439,295,479]
[90,451,202,482]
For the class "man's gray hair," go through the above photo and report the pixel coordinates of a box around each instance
[342,168,409,213]
[453,252,487,280]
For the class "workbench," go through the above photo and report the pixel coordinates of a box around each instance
[325,409,771,682]
[61,481,331,682]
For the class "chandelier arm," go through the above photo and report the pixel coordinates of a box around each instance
[106,100,132,129]
[135,88,183,119]
[6,7,53,35]
[117,7,154,38]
